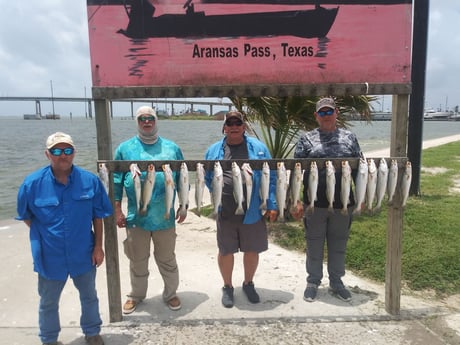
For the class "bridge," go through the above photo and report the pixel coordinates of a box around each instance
[0,96,233,119]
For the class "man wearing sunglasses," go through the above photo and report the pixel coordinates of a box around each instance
[113,105,186,314]
[204,111,278,308]
[292,97,363,303]
[16,132,113,345]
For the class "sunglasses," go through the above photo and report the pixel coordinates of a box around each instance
[225,120,243,127]
[317,109,335,117]
[49,147,75,156]
[138,116,155,122]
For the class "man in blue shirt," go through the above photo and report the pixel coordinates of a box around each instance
[16,132,113,345]
[205,111,278,308]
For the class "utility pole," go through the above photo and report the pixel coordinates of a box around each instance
[408,0,430,196]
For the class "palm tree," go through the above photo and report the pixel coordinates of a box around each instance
[229,95,376,158]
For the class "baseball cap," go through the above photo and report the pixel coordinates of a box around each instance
[315,97,336,112]
[46,132,75,149]
[223,111,244,123]
[135,105,157,120]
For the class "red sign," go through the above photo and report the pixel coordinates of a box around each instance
[87,1,412,88]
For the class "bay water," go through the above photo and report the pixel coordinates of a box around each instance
[1,117,460,220]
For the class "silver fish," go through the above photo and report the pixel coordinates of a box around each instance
[387,159,398,205]
[139,163,155,216]
[276,161,288,221]
[98,162,109,194]
[194,162,206,216]
[374,158,389,213]
[232,162,245,215]
[340,160,352,215]
[130,163,142,213]
[259,162,270,211]
[401,161,412,207]
[353,158,368,215]
[325,160,336,212]
[241,163,253,210]
[211,161,223,217]
[290,162,303,213]
[162,164,175,220]
[306,161,318,213]
[366,158,378,213]
[178,162,189,219]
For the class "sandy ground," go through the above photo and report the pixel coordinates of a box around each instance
[0,135,459,345]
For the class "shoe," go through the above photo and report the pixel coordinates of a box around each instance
[303,283,318,302]
[222,285,234,308]
[167,296,182,311]
[86,334,104,345]
[122,299,139,314]
[330,286,352,302]
[242,281,260,304]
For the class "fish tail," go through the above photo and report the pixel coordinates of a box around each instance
[235,207,245,216]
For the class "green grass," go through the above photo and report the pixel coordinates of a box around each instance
[268,141,460,297]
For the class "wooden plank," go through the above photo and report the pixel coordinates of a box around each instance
[385,94,409,315]
[97,157,408,173]
[92,83,411,99]
[95,99,123,322]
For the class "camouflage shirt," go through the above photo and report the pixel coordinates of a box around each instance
[294,128,362,209]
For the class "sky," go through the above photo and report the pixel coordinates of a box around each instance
[0,1,458,117]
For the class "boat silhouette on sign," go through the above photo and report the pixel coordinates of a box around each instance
[118,0,339,39]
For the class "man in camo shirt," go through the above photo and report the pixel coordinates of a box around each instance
[292,97,363,303]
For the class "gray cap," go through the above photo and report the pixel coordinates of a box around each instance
[315,98,336,112]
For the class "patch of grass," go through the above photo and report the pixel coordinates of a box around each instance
[269,141,460,297]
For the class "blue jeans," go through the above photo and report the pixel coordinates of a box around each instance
[38,268,102,343]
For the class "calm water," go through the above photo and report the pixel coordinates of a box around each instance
[2,117,460,220]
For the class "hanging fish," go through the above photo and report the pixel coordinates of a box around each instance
[353,158,368,216]
[98,162,109,194]
[194,162,206,216]
[366,158,378,213]
[325,160,336,212]
[289,162,303,213]
[211,161,223,217]
[374,158,388,213]
[177,162,190,219]
[401,161,412,207]
[162,164,175,220]
[232,162,245,215]
[241,162,253,210]
[306,161,318,214]
[340,160,352,215]
[276,161,288,222]
[259,162,270,211]
[387,159,398,206]
[139,163,155,216]
[130,163,142,213]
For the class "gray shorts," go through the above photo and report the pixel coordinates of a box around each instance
[216,213,268,255]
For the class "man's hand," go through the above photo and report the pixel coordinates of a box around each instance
[264,209,279,222]
[289,200,304,221]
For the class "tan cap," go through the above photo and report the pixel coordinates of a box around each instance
[46,132,74,149]
[315,97,336,112]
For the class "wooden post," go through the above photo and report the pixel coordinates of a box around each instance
[385,94,409,315]
[94,98,123,322]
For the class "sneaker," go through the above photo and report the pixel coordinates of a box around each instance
[222,285,234,308]
[167,296,182,311]
[85,334,104,345]
[122,299,139,314]
[330,286,352,302]
[242,281,260,304]
[303,283,318,302]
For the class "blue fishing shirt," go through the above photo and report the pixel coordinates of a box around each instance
[204,135,278,224]
[113,136,184,231]
[16,165,113,281]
